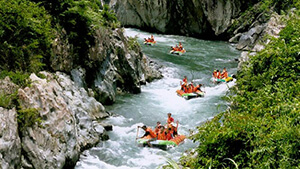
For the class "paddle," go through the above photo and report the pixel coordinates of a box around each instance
[136,126,139,140]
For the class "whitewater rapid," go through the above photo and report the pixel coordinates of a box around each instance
[75,28,240,169]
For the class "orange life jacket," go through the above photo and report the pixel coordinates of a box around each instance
[166,131,173,140]
[154,127,160,134]
[222,71,228,78]
[157,132,167,140]
[179,44,183,50]
[216,72,221,79]
[193,86,200,92]
[181,84,186,90]
[187,87,193,93]
[213,72,217,78]
[146,128,157,138]
[183,86,187,93]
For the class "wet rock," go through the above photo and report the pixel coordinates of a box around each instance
[0,107,21,169]
[17,72,110,168]
[99,123,113,131]
[236,25,266,50]
[141,54,163,83]
[236,12,285,69]
[229,33,242,43]
[71,67,86,88]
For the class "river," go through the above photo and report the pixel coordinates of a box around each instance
[75,28,240,169]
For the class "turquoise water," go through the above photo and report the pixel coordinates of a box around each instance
[75,28,240,169]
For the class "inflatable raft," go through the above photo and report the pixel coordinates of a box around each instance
[213,75,233,83]
[144,41,156,46]
[176,89,204,100]
[137,135,186,150]
[170,49,186,55]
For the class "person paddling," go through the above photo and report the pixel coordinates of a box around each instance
[179,42,183,50]
[154,121,162,134]
[193,84,202,92]
[183,76,188,84]
[157,126,167,140]
[216,70,221,79]
[150,35,154,42]
[221,67,228,79]
[212,70,217,78]
[138,125,157,147]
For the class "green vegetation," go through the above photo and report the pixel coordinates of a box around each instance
[0,70,30,87]
[181,6,300,169]
[0,0,54,73]
[17,107,42,133]
[160,158,180,169]
[0,0,119,74]
[0,71,30,109]
[127,36,140,52]
[0,92,14,108]
[0,0,119,132]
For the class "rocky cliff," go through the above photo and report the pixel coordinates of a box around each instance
[107,0,243,39]
[52,27,162,105]
[0,72,112,168]
[230,11,286,69]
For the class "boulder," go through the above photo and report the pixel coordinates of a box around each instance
[229,33,242,43]
[236,25,266,50]
[236,12,285,69]
[0,107,21,169]
[17,72,110,168]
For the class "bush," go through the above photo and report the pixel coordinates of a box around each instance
[0,70,30,88]
[0,0,54,73]
[17,107,42,133]
[0,92,13,108]
[127,36,140,52]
